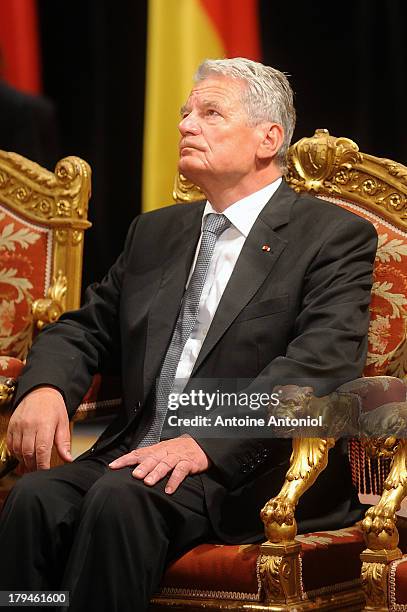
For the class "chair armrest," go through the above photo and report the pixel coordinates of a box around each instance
[0,376,18,477]
[260,384,360,544]
[32,297,63,331]
[261,437,335,543]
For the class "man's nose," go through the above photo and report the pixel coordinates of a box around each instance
[178,114,201,136]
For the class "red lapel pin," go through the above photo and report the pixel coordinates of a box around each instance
[262,245,271,252]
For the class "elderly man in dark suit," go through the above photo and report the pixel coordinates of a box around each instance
[0,58,377,611]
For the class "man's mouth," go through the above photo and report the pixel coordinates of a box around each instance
[179,141,204,153]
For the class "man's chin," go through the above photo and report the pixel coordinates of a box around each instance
[178,160,204,186]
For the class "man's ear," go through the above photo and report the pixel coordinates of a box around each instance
[256,123,284,161]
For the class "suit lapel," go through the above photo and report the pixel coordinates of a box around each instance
[142,202,205,401]
[191,180,297,375]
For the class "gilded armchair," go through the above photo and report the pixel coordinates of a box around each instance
[0,149,91,477]
[154,129,407,611]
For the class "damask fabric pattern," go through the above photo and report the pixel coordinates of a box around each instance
[0,205,51,359]
[0,356,24,377]
[319,197,407,379]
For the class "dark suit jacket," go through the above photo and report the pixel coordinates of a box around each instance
[15,181,378,542]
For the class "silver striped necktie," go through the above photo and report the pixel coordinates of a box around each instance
[138,213,231,447]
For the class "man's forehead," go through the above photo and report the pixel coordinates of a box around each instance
[185,76,244,105]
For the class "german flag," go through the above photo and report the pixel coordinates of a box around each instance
[0,0,41,93]
[142,0,260,212]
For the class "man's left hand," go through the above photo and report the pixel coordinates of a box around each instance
[108,435,211,494]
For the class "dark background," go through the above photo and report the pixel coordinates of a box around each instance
[37,0,407,289]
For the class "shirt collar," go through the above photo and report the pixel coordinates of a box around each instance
[202,177,282,237]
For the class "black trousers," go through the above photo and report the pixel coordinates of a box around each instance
[0,440,214,612]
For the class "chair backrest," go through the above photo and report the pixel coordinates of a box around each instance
[0,150,91,360]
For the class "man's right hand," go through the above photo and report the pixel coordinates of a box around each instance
[6,387,72,471]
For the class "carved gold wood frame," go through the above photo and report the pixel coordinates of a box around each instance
[0,150,92,315]
[286,128,407,230]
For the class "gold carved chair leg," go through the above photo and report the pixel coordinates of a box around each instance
[361,439,407,611]
[0,377,18,478]
[259,437,335,606]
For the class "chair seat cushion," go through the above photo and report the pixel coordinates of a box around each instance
[158,526,367,601]
[389,556,407,609]
[160,543,261,600]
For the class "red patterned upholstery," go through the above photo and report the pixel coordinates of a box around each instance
[0,205,52,360]
[0,356,24,378]
[317,197,407,379]
[160,543,261,602]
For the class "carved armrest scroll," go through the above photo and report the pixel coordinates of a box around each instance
[31,271,67,331]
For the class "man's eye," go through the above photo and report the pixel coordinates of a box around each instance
[207,109,220,117]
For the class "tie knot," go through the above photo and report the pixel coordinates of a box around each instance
[203,213,230,237]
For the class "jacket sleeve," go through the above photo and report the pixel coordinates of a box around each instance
[13,217,140,418]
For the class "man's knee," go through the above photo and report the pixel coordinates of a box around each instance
[81,468,169,526]
[5,470,52,505]
[0,470,65,526]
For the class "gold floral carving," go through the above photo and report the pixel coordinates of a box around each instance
[258,554,284,601]
[287,129,361,191]
[173,173,204,203]
[56,229,68,245]
[0,152,91,225]
[48,271,68,307]
[258,542,302,605]
[72,230,83,245]
[0,377,16,407]
[361,561,389,610]
[32,272,67,331]
[286,129,407,230]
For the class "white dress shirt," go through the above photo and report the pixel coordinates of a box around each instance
[174,177,282,392]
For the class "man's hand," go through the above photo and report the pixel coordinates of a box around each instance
[7,387,72,471]
[108,435,211,494]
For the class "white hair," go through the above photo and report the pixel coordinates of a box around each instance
[194,58,296,170]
